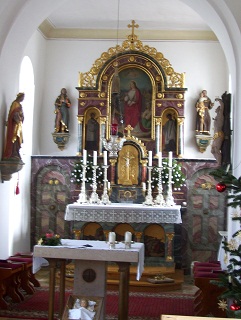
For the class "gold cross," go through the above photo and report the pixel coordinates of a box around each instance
[128,20,139,39]
[125,125,133,137]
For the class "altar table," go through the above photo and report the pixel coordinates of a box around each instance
[33,239,144,320]
[65,203,182,224]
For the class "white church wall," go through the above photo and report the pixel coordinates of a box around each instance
[35,37,228,159]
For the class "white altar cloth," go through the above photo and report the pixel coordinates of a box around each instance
[65,203,182,224]
[33,239,144,280]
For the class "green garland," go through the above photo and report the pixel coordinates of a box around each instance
[37,231,61,246]
[151,159,186,190]
[71,158,104,187]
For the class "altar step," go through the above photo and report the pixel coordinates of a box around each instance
[107,265,184,292]
[63,263,184,293]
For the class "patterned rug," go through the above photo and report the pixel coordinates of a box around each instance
[0,285,202,320]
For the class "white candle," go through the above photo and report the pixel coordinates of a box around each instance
[93,150,97,166]
[142,182,146,191]
[108,232,116,243]
[83,149,87,165]
[148,151,152,166]
[158,152,162,167]
[125,231,132,243]
[108,182,110,190]
[168,151,172,167]
[103,151,108,166]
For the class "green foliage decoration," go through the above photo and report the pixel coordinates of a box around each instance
[151,158,186,190]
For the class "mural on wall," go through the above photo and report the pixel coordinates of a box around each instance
[113,68,153,140]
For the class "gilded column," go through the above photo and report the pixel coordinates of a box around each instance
[166,232,175,261]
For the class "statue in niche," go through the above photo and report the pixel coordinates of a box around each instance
[85,112,99,151]
[2,92,25,160]
[54,88,71,133]
[195,89,214,134]
[211,98,224,165]
[162,112,177,152]
[118,145,138,185]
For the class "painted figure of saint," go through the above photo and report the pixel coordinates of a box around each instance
[195,89,213,134]
[2,92,25,160]
[54,88,71,133]
[124,80,142,129]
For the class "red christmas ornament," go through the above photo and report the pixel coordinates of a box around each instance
[230,302,241,311]
[216,182,226,193]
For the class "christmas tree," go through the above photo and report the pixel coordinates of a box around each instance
[211,168,241,317]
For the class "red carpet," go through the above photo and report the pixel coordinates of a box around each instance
[0,286,202,320]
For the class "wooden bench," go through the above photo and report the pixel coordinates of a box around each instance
[0,261,24,309]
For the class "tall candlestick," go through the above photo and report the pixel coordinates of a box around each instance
[148,151,152,166]
[103,151,108,166]
[125,231,132,243]
[168,151,172,167]
[83,149,87,165]
[93,150,97,166]
[158,152,162,167]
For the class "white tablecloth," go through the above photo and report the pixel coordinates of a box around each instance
[33,239,144,280]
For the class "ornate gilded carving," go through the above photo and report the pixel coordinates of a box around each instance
[78,20,185,88]
[176,93,183,99]
[77,116,84,124]
[157,93,164,99]
[118,145,139,185]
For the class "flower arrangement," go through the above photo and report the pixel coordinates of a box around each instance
[37,230,61,246]
[151,158,186,190]
[71,157,103,187]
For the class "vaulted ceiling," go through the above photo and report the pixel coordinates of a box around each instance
[39,0,216,41]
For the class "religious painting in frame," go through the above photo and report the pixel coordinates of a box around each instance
[112,67,153,141]
[161,108,178,154]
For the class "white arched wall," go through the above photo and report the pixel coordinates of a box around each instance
[0,0,241,257]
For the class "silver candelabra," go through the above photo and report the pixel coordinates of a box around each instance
[143,166,154,206]
[102,135,126,158]
[154,166,166,206]
[101,165,111,204]
[76,164,88,204]
[89,165,100,204]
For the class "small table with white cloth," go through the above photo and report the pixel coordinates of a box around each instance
[33,239,144,320]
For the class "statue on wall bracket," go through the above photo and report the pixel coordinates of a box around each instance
[0,92,25,182]
[52,88,71,150]
[195,89,214,153]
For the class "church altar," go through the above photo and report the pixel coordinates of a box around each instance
[33,240,144,320]
[65,203,182,224]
